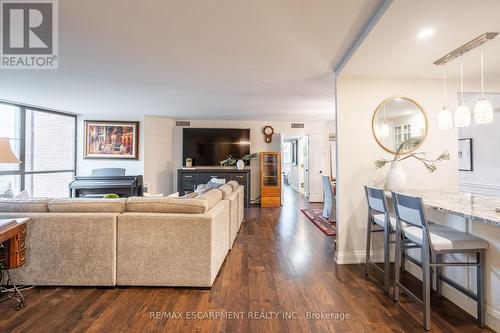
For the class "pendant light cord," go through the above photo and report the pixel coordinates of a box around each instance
[480,46,484,96]
[443,63,447,103]
[460,57,464,104]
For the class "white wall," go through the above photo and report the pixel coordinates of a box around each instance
[459,93,500,197]
[76,114,144,176]
[335,76,460,264]
[172,120,330,202]
[143,116,175,195]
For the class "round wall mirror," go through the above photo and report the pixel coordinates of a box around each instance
[372,97,428,154]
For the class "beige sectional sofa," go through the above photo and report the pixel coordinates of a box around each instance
[0,184,245,288]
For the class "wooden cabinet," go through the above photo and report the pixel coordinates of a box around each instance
[260,152,281,207]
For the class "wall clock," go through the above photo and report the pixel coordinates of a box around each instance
[263,125,274,143]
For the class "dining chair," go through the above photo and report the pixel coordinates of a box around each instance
[322,175,335,221]
[392,192,488,330]
[364,185,397,294]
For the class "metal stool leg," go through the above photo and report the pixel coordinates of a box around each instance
[365,214,372,276]
[401,248,406,273]
[436,254,443,298]
[393,224,401,302]
[422,242,431,331]
[477,251,485,328]
[383,224,390,294]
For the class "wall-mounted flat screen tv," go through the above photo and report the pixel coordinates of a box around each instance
[183,128,251,166]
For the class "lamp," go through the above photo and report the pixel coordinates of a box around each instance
[454,58,471,127]
[474,46,494,124]
[0,138,20,163]
[438,63,453,129]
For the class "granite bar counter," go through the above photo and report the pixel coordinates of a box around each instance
[385,189,500,227]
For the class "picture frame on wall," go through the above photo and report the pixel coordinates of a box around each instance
[458,138,473,171]
[84,120,139,159]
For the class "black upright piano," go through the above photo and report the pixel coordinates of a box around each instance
[69,168,143,198]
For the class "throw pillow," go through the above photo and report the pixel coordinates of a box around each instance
[205,178,226,189]
[195,184,206,192]
[14,190,30,199]
[0,182,14,198]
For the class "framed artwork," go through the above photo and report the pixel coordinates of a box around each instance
[458,138,473,171]
[84,121,139,159]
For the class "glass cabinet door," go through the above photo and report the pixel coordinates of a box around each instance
[263,154,278,186]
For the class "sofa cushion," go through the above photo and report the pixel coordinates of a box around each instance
[198,189,223,210]
[48,198,127,213]
[0,198,51,212]
[226,180,239,190]
[180,192,199,199]
[217,184,233,199]
[126,197,209,214]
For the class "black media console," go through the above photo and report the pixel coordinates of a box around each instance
[177,169,250,208]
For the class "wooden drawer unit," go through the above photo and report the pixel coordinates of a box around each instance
[9,225,27,269]
[261,196,281,207]
[0,219,29,270]
[16,249,27,267]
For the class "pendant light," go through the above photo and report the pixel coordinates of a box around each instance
[438,63,453,129]
[454,57,471,127]
[474,46,494,124]
[379,103,389,138]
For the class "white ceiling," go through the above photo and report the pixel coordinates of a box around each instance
[0,0,382,120]
[342,0,500,80]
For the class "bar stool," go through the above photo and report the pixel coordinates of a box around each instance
[392,192,488,330]
[364,186,398,294]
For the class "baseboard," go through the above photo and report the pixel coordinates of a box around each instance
[335,250,385,264]
[404,260,500,332]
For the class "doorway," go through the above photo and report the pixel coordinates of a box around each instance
[281,134,309,201]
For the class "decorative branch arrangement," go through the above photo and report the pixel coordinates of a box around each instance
[374,138,450,173]
[220,153,258,167]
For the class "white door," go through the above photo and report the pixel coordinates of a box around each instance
[279,133,285,205]
[303,136,309,197]
[308,134,324,202]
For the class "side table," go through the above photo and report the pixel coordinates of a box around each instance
[0,218,29,310]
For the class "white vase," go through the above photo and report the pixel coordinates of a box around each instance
[386,161,407,191]
[236,160,245,170]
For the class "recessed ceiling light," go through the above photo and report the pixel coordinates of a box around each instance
[418,28,435,40]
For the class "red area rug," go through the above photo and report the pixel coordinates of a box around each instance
[300,208,336,236]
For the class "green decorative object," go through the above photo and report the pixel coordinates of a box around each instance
[375,138,450,173]
[220,153,258,167]
[103,193,120,199]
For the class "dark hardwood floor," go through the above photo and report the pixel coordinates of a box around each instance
[0,185,493,332]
